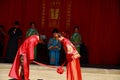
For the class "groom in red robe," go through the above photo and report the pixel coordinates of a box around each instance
[57,33,82,80]
[9,35,40,80]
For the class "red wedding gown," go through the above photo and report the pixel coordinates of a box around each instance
[9,35,39,80]
[61,37,82,80]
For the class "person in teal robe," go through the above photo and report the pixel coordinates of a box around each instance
[26,22,39,60]
[71,26,82,53]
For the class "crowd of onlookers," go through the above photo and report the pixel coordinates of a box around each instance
[0,21,88,65]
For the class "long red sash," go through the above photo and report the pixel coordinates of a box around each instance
[32,61,66,69]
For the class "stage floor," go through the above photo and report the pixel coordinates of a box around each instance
[0,63,120,80]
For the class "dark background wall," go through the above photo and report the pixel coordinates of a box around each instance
[0,0,120,65]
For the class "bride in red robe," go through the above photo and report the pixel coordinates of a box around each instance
[57,33,82,80]
[9,35,40,80]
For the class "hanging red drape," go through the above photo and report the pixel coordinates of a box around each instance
[0,0,120,65]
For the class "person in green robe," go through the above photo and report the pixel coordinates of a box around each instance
[26,22,39,60]
[71,26,82,53]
